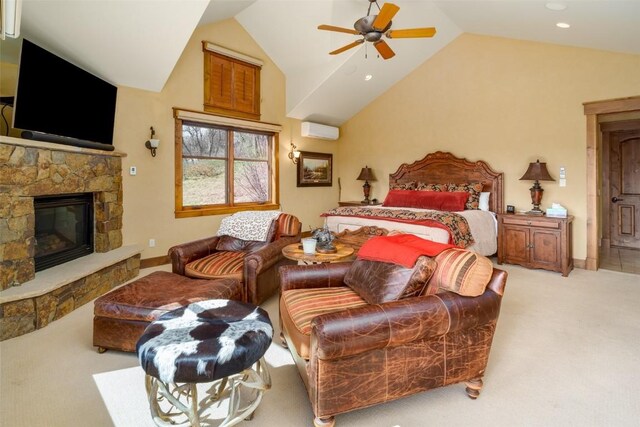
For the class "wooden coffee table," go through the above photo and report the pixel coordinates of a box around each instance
[282,242,354,264]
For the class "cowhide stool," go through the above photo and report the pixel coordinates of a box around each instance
[136,299,273,427]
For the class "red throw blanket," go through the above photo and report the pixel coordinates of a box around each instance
[322,206,474,248]
[358,234,455,268]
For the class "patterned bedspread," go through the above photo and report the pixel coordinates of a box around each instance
[321,207,474,248]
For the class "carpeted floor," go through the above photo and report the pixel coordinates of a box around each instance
[1,263,638,427]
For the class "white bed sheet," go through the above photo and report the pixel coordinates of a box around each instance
[325,206,497,256]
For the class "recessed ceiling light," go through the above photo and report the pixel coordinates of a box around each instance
[546,2,567,11]
[556,22,571,29]
[364,74,373,81]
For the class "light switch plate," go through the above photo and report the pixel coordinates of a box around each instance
[129,166,137,176]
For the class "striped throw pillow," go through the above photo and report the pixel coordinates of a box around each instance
[185,251,246,280]
[427,248,493,297]
[277,213,301,237]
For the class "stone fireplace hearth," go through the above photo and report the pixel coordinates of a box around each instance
[0,137,141,340]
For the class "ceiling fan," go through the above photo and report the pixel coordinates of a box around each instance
[318,0,437,60]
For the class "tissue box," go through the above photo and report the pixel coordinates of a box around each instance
[546,208,567,218]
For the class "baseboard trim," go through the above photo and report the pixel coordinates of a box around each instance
[574,258,587,270]
[140,255,170,269]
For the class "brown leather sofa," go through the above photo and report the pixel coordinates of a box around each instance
[169,213,302,305]
[279,261,508,427]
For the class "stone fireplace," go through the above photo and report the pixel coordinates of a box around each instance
[34,192,94,272]
[0,137,141,340]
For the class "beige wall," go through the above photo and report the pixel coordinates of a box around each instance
[116,18,337,258]
[6,28,639,262]
[338,34,640,261]
[0,62,20,138]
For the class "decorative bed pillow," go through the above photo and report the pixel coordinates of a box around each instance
[390,181,417,190]
[478,192,491,211]
[425,248,493,297]
[382,189,468,211]
[447,182,484,210]
[343,256,437,304]
[416,182,447,192]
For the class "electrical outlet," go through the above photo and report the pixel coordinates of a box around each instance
[129,166,137,176]
[149,238,156,247]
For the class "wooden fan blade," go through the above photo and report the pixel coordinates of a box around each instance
[374,40,395,60]
[329,39,364,55]
[318,24,360,35]
[373,3,400,31]
[386,27,437,39]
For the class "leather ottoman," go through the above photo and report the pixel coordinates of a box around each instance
[93,271,243,353]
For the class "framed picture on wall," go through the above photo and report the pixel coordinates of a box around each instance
[297,151,333,187]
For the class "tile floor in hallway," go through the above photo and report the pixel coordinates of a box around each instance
[599,246,640,274]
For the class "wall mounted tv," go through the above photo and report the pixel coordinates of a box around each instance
[13,39,118,151]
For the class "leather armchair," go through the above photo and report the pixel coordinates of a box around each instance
[169,213,301,305]
[279,262,507,427]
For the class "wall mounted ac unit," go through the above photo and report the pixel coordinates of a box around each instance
[1,0,22,40]
[301,121,339,140]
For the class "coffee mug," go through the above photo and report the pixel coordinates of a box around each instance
[301,238,317,254]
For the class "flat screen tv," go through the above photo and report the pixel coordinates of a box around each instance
[13,39,117,151]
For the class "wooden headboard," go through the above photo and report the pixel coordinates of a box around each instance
[389,151,504,213]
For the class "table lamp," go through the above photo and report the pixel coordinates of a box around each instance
[356,166,376,204]
[520,159,555,215]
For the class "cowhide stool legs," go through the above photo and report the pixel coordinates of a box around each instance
[144,357,271,426]
[137,299,273,427]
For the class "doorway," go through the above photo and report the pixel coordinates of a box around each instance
[584,96,640,274]
[600,119,640,274]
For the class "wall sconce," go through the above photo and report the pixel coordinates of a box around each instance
[145,126,160,157]
[288,142,300,164]
[520,159,555,215]
[356,166,376,204]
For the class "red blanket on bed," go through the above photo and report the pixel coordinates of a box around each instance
[358,234,455,268]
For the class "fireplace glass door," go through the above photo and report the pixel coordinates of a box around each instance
[34,193,94,272]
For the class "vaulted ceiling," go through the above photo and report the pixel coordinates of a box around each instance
[6,0,640,127]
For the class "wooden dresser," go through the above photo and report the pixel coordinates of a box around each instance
[497,213,574,276]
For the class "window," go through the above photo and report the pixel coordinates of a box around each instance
[174,110,280,218]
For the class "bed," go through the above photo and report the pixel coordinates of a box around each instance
[324,151,504,256]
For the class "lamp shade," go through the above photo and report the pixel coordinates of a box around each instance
[520,159,554,181]
[356,166,376,181]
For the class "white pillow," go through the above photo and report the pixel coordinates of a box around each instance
[479,192,490,211]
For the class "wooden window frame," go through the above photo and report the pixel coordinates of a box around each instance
[173,108,281,218]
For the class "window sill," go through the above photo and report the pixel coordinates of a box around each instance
[175,203,281,218]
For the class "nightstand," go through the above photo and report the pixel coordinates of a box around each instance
[338,201,382,207]
[497,213,574,276]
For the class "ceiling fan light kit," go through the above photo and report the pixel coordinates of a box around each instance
[318,0,436,60]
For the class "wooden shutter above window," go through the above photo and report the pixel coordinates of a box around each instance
[203,42,262,121]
